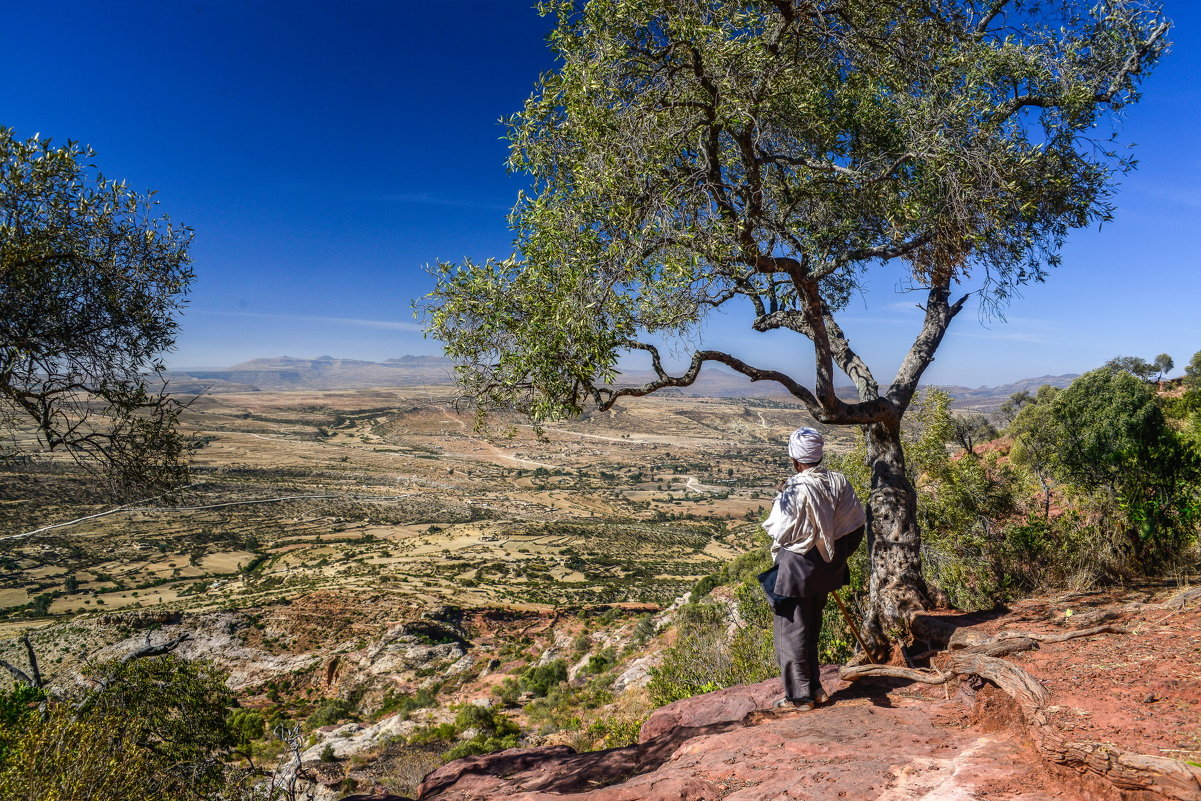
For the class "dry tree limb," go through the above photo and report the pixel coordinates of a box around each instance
[840,653,1047,712]
[940,652,1049,714]
[838,664,951,685]
[1164,586,1201,612]
[120,632,192,663]
[947,624,1126,655]
[1037,734,1201,801]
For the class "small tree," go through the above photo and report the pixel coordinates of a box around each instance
[997,390,1035,428]
[1012,368,1200,570]
[425,0,1169,650]
[949,412,998,457]
[1183,350,1201,393]
[1153,353,1174,382]
[1104,355,1157,381]
[0,128,194,494]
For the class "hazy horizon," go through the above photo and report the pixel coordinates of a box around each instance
[6,2,1199,389]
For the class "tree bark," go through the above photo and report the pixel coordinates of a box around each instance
[862,413,932,654]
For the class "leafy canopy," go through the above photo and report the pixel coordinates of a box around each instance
[1011,368,1200,567]
[0,127,193,492]
[0,656,237,801]
[425,0,1168,423]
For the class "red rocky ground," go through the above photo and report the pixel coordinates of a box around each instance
[346,584,1201,801]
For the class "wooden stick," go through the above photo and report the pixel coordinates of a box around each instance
[831,589,876,664]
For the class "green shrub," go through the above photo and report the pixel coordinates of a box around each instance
[308,697,357,729]
[376,687,436,720]
[407,704,521,763]
[0,656,236,801]
[520,659,567,698]
[227,708,266,745]
[0,683,44,767]
[1011,369,1201,580]
[647,575,778,707]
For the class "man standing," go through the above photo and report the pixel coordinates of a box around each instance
[762,427,866,710]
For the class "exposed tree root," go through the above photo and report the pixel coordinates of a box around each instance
[838,629,1201,801]
[1165,586,1201,611]
[947,624,1128,658]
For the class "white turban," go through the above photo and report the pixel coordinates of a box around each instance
[788,427,824,464]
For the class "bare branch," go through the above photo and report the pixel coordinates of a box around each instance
[888,281,969,410]
[22,633,42,688]
[836,233,933,271]
[0,658,34,686]
[600,342,820,411]
[601,342,889,424]
[121,632,192,664]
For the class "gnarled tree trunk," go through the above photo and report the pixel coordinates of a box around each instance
[862,414,931,653]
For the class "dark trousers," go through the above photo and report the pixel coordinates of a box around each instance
[773,594,826,701]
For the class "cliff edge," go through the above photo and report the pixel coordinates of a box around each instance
[344,585,1201,801]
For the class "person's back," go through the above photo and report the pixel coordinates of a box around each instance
[760,427,865,709]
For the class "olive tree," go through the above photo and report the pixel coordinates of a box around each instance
[0,128,194,493]
[424,0,1169,650]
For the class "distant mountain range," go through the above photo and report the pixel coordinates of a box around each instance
[164,355,457,393]
[612,365,1077,408]
[165,355,1077,408]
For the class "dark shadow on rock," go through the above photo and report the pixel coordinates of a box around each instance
[911,607,1011,650]
[830,674,909,704]
[417,722,746,799]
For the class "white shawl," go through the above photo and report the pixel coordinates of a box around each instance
[762,466,866,562]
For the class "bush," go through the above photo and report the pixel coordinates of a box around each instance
[1012,369,1201,579]
[647,577,777,706]
[0,683,44,767]
[0,656,236,801]
[376,687,436,720]
[307,696,357,729]
[227,708,266,745]
[520,659,567,698]
[408,704,521,763]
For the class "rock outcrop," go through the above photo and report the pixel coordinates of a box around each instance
[402,669,1078,801]
[344,590,1201,801]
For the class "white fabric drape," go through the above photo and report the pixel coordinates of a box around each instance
[762,466,866,562]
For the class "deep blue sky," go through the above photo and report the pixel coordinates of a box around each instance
[3,1,1199,387]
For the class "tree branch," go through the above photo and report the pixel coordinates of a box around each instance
[972,0,1012,37]
[752,307,878,401]
[989,19,1170,124]
[0,658,33,686]
[836,233,933,270]
[888,280,969,410]
[1097,20,1171,104]
[600,342,889,424]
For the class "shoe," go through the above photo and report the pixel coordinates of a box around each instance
[813,689,829,706]
[773,697,815,711]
